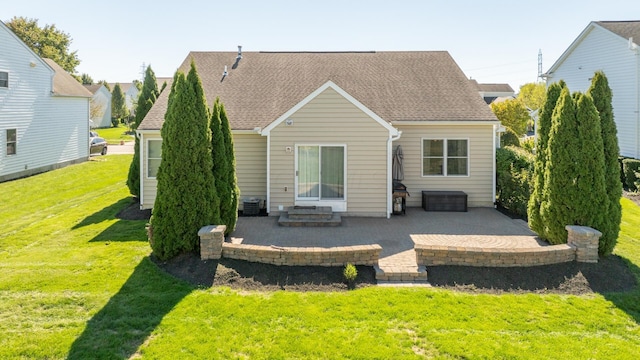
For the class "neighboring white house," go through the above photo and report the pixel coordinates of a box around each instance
[545,20,640,159]
[137,51,500,217]
[84,84,112,128]
[0,21,92,182]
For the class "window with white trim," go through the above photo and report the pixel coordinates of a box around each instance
[6,129,16,155]
[0,72,8,88]
[147,140,162,178]
[422,138,468,176]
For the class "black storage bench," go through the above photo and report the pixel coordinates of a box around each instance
[421,191,467,212]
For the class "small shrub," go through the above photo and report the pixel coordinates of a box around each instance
[622,158,640,191]
[343,263,357,288]
[111,117,119,127]
[500,128,520,148]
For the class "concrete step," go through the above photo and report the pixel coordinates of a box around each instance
[374,264,429,283]
[286,206,334,220]
[278,213,342,227]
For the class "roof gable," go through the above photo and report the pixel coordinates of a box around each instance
[261,80,398,135]
[547,21,640,74]
[0,20,54,75]
[139,51,497,131]
[43,59,92,97]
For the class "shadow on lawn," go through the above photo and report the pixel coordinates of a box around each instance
[88,219,147,243]
[66,257,192,359]
[603,256,640,324]
[72,197,133,229]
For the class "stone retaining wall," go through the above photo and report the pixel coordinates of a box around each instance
[415,226,601,267]
[221,243,381,266]
[415,244,576,267]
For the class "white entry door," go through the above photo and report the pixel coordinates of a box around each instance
[295,145,346,211]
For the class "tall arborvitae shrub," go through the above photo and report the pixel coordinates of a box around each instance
[573,92,608,237]
[219,101,239,234]
[111,83,128,124]
[588,71,622,255]
[127,66,160,198]
[528,81,564,238]
[540,87,580,244]
[149,62,219,260]
[210,98,231,233]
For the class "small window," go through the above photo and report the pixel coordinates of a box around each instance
[147,140,162,178]
[422,138,468,176]
[6,129,17,155]
[0,72,8,88]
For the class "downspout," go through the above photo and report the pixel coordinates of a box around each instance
[492,124,498,208]
[387,129,402,218]
[264,130,270,215]
[137,130,144,210]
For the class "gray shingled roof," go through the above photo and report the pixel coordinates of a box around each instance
[139,51,497,131]
[43,59,92,97]
[83,84,103,94]
[597,21,640,44]
[476,83,514,93]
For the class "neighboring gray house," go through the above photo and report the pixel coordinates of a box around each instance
[0,21,92,182]
[470,80,515,104]
[137,51,500,217]
[109,82,139,116]
[84,84,112,128]
[545,20,640,159]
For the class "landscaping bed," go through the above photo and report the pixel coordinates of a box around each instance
[122,201,637,295]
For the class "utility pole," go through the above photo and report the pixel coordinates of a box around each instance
[537,49,543,82]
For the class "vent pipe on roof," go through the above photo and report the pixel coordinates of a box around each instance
[223,65,228,77]
[237,45,243,60]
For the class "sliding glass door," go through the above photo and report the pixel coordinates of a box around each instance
[297,145,345,201]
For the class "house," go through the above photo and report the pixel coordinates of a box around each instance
[84,84,112,128]
[545,20,640,159]
[470,80,515,104]
[0,21,92,182]
[137,51,500,217]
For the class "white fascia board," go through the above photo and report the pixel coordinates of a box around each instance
[392,120,500,126]
[260,80,398,136]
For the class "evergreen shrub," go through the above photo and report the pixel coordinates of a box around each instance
[622,159,640,191]
[496,146,533,217]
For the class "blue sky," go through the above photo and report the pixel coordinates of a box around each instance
[4,0,640,91]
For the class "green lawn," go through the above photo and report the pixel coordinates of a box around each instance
[1,156,639,359]
[93,125,135,144]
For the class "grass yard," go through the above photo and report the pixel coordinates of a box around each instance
[93,125,135,144]
[0,155,639,359]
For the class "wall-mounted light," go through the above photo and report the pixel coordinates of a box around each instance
[285,146,292,153]
[29,61,36,67]
[285,119,293,126]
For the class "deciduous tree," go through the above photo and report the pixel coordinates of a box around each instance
[5,16,80,74]
[517,82,546,111]
[490,98,530,136]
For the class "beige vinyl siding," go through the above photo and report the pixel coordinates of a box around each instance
[395,124,495,207]
[269,88,389,216]
[234,133,267,210]
[140,132,161,210]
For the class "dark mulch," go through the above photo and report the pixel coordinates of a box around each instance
[122,199,638,294]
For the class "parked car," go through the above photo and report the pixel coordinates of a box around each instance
[89,135,108,156]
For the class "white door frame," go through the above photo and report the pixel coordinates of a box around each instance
[294,144,347,212]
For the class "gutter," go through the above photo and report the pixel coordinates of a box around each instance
[387,130,402,218]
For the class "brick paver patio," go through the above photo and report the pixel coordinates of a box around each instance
[229,207,547,282]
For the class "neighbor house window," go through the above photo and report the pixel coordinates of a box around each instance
[0,72,8,88]
[147,140,162,178]
[422,138,468,176]
[6,129,16,155]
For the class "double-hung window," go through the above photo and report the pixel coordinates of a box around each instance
[6,129,16,155]
[422,138,468,176]
[147,140,162,178]
[0,71,8,88]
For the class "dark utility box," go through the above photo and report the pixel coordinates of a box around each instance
[422,191,467,212]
